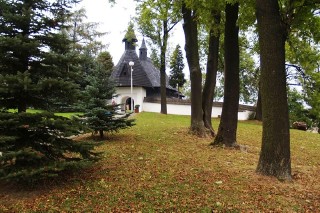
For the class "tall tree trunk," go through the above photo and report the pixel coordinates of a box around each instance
[160,21,168,114]
[212,3,240,147]
[202,12,221,137]
[18,11,30,113]
[255,83,262,121]
[99,130,104,138]
[182,4,206,137]
[256,0,291,180]
[18,99,27,113]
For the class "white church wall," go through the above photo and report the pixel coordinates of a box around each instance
[142,102,252,120]
[114,87,146,111]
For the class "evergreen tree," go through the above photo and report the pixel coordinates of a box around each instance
[169,45,186,92]
[149,47,161,70]
[0,0,100,182]
[0,0,82,112]
[0,112,99,181]
[97,51,114,75]
[66,8,107,91]
[81,52,135,138]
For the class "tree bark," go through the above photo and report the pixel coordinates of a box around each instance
[202,12,221,137]
[160,20,168,114]
[18,100,27,113]
[212,3,240,147]
[256,0,292,180]
[255,83,262,121]
[99,130,104,138]
[182,4,206,137]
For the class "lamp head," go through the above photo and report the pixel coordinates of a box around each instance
[129,61,134,66]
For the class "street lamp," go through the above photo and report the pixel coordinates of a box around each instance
[129,61,134,112]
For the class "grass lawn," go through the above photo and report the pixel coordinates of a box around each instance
[7,109,83,118]
[0,112,319,212]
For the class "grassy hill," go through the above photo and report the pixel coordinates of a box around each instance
[1,112,319,212]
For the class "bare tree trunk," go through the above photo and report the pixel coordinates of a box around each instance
[182,4,206,137]
[212,3,240,147]
[256,0,291,181]
[202,12,221,137]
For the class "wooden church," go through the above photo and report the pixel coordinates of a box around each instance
[110,26,181,112]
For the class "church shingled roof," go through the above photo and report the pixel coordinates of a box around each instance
[111,39,175,90]
[111,50,153,88]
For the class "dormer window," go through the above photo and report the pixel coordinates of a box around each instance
[121,64,128,77]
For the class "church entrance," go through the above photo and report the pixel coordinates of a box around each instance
[125,97,134,111]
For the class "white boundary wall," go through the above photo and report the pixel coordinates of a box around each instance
[113,86,253,120]
[142,102,252,120]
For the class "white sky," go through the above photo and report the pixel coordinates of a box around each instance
[75,0,186,75]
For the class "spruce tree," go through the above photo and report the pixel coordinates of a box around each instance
[169,45,186,92]
[81,52,135,138]
[0,0,100,182]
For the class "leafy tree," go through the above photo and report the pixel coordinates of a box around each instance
[256,0,320,179]
[169,45,186,91]
[182,2,207,136]
[306,71,320,131]
[81,52,135,138]
[200,4,223,137]
[213,2,240,147]
[181,79,191,99]
[285,18,320,132]
[255,0,291,180]
[0,0,100,181]
[136,0,181,114]
[239,36,259,104]
[287,88,312,127]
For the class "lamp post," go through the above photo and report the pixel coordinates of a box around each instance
[129,61,134,112]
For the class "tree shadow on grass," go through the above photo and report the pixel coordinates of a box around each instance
[74,132,134,144]
[0,162,104,193]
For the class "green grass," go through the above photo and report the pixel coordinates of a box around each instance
[7,109,83,118]
[1,112,319,212]
[54,112,83,118]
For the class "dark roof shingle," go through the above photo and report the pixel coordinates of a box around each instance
[111,49,175,90]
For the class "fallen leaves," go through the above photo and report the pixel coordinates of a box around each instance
[0,113,320,212]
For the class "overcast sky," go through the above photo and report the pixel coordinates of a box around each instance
[75,0,137,62]
[75,0,186,73]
